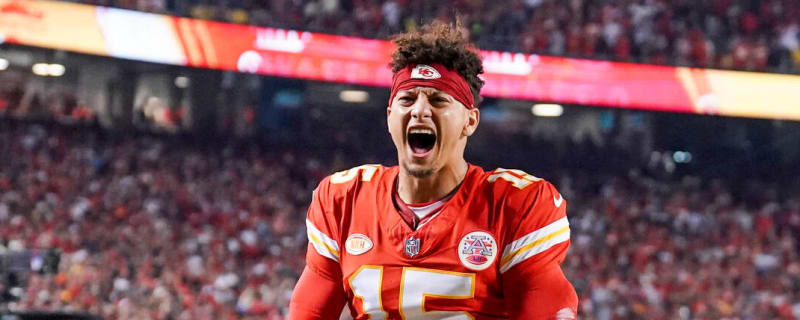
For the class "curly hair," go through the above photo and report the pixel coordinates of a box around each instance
[390,20,485,105]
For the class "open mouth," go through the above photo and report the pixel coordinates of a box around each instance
[407,128,436,156]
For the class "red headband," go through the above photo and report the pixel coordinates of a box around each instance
[389,63,475,109]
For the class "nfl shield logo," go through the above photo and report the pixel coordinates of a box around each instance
[404,237,421,257]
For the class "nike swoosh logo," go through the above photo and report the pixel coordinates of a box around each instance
[553,194,563,208]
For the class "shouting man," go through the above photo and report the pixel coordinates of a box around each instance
[289,21,578,320]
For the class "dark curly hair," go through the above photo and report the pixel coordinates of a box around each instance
[390,20,485,105]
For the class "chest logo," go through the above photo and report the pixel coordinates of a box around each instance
[345,234,373,255]
[554,193,564,208]
[404,236,421,258]
[458,231,498,271]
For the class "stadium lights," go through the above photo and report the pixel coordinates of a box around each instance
[32,63,65,77]
[48,64,65,77]
[531,103,563,117]
[339,90,369,103]
[174,76,190,88]
[0,58,8,71]
[32,63,48,76]
[673,151,692,163]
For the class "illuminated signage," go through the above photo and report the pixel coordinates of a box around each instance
[2,0,799,121]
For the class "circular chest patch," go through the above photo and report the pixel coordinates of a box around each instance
[345,233,373,255]
[457,231,498,271]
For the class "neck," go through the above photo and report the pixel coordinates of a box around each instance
[397,159,468,204]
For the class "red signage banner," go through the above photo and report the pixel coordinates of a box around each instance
[2,0,800,121]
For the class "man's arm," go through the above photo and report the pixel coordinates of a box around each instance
[503,263,578,320]
[289,265,347,320]
[499,180,578,319]
[291,178,348,319]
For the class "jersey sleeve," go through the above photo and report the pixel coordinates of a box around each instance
[304,177,342,280]
[500,181,578,320]
[499,181,577,318]
[289,266,347,320]
[499,181,570,274]
[504,264,578,320]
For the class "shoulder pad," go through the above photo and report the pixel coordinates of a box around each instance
[484,168,557,213]
[317,164,386,199]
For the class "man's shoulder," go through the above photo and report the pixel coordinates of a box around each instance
[314,164,396,200]
[472,167,566,236]
[307,164,395,236]
[479,167,559,210]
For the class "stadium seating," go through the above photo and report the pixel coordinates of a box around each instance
[1,121,797,319]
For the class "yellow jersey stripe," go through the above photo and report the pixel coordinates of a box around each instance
[307,231,340,258]
[500,226,570,267]
[305,219,340,262]
[501,217,569,260]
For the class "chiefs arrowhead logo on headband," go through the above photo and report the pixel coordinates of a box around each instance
[410,64,442,80]
[389,63,475,109]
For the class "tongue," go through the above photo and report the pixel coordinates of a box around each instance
[412,146,429,154]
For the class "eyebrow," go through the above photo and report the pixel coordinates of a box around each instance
[400,88,450,98]
[427,92,452,101]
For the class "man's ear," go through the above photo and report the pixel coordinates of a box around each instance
[462,108,480,137]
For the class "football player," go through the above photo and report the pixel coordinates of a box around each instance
[289,21,578,320]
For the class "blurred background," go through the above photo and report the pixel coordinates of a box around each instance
[1,0,800,319]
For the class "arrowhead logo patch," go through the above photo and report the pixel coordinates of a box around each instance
[410,64,441,80]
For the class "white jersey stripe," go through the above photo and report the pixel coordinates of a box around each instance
[501,217,569,261]
[499,216,570,273]
[500,227,570,273]
[306,219,340,262]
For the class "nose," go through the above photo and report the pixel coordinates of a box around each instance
[410,94,433,119]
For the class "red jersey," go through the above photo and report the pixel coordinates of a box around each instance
[304,164,573,319]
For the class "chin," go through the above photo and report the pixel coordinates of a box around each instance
[402,161,436,178]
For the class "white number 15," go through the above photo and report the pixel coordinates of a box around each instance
[349,266,475,319]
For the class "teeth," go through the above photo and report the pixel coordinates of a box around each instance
[409,128,434,135]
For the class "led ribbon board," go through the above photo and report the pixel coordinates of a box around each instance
[2,0,799,120]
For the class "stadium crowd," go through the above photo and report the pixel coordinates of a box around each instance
[1,121,799,319]
[65,0,800,73]
[1,122,319,319]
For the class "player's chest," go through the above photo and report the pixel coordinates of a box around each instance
[338,196,507,275]
[336,202,510,319]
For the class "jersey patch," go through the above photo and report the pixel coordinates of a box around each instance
[458,231,498,271]
[345,233,373,255]
[404,236,421,258]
